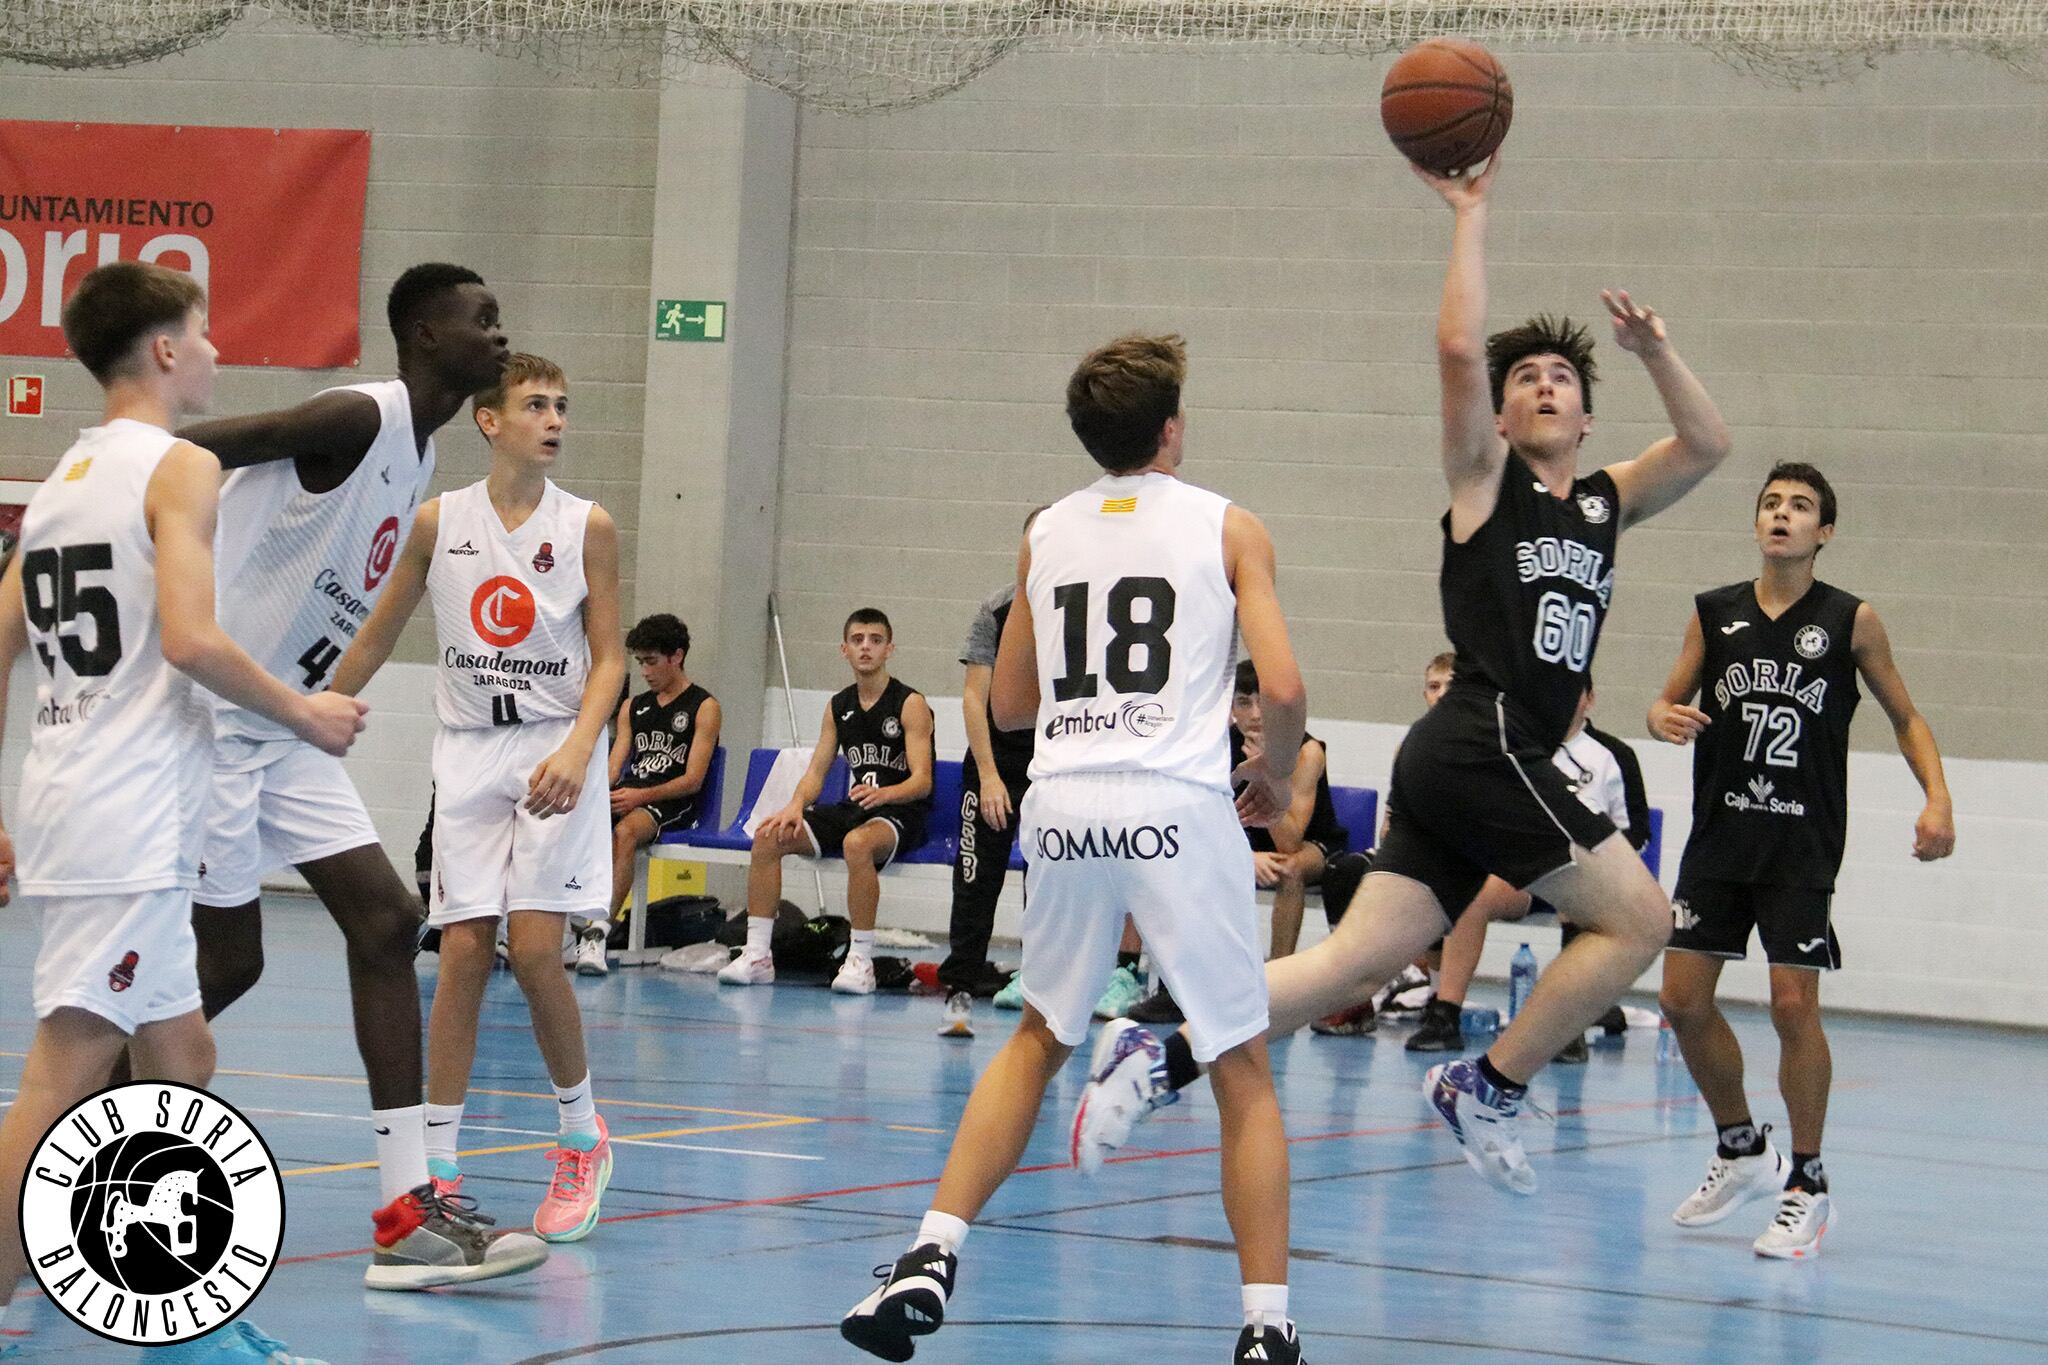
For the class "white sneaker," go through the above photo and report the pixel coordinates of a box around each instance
[717,947,776,986]
[572,924,610,977]
[1071,1018,1178,1174]
[1425,1059,1541,1196]
[938,991,974,1038]
[1754,1189,1832,1259]
[1673,1137,1791,1227]
[831,953,877,995]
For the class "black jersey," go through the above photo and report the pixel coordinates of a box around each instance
[621,682,713,793]
[833,677,933,815]
[1678,580,1862,890]
[1230,729,1349,853]
[1441,453,1620,748]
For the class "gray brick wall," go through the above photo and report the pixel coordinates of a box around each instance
[781,47,2047,762]
[0,24,656,664]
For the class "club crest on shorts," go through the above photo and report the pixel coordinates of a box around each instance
[882,717,901,739]
[20,1083,285,1347]
[532,540,555,573]
[1794,624,1829,658]
[107,951,139,993]
[1576,493,1611,524]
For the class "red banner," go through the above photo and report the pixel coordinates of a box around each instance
[0,121,368,369]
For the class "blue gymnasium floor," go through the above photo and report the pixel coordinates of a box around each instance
[3,897,2044,1365]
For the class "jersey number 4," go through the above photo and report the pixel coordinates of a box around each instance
[23,542,123,677]
[1051,577,1175,700]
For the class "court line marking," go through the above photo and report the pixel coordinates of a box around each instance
[245,1106,826,1163]
[283,1118,813,1175]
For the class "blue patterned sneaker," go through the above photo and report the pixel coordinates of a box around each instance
[1426,1059,1540,1195]
[143,1320,327,1364]
[1071,1018,1180,1173]
[1091,965,1146,1021]
[991,972,1025,1011]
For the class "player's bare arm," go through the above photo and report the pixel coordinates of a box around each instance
[179,387,384,485]
[526,505,626,818]
[991,537,1040,732]
[0,550,28,899]
[150,442,367,756]
[1416,155,1510,540]
[857,694,934,810]
[607,697,634,792]
[1851,601,1956,861]
[961,663,1012,830]
[1599,293,1734,529]
[331,499,439,698]
[1649,609,1711,744]
[1225,504,1305,825]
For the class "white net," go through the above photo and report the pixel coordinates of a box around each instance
[3,1,2044,110]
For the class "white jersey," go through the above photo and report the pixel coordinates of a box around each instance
[1026,471,1238,792]
[428,479,592,729]
[15,420,210,894]
[212,379,433,742]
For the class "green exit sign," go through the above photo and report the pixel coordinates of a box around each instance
[655,299,726,342]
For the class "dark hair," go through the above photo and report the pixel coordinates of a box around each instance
[626,613,690,658]
[1234,659,1259,696]
[61,262,206,383]
[844,607,892,640]
[1486,315,1598,415]
[1756,461,1837,529]
[387,263,486,342]
[1066,333,1186,473]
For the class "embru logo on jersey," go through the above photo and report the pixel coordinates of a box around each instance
[1043,699,1174,742]
[1576,493,1610,524]
[1099,496,1138,514]
[1794,625,1830,659]
[35,689,107,728]
[108,952,139,994]
[470,576,537,648]
[532,541,555,574]
[363,516,400,592]
[20,1083,285,1347]
[1033,823,1181,862]
[63,457,92,482]
[447,540,479,556]
[1724,775,1806,817]
[1720,621,1751,635]
[882,717,901,739]
[1672,898,1699,931]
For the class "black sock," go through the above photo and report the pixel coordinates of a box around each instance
[1716,1119,1766,1160]
[1162,1029,1200,1092]
[1117,950,1142,974]
[1476,1053,1526,1098]
[1787,1152,1826,1194]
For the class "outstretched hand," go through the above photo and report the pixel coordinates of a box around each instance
[1411,153,1499,211]
[1602,288,1668,357]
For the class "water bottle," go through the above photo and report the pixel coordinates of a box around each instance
[1656,1015,1680,1063]
[1459,1004,1501,1037]
[1506,943,1538,1023]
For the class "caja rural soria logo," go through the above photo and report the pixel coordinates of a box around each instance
[20,1083,284,1346]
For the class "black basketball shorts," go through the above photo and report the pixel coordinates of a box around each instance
[1669,873,1840,970]
[1371,686,1619,922]
[804,799,929,866]
[614,790,697,837]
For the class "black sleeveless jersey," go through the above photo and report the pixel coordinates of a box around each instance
[1678,580,1862,889]
[833,677,933,815]
[1230,729,1349,853]
[621,682,714,795]
[1441,453,1620,749]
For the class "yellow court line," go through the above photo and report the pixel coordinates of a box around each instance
[283,1117,814,1176]
[886,1125,946,1135]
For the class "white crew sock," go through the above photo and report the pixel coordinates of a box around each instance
[371,1105,429,1203]
[849,928,876,959]
[1242,1282,1290,1329]
[554,1072,598,1138]
[423,1102,464,1169]
[746,915,775,955]
[914,1210,969,1257]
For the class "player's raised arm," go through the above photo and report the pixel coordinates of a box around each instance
[1648,608,1711,745]
[331,500,438,698]
[1851,602,1956,861]
[1598,291,1733,529]
[1225,505,1306,825]
[1415,157,1510,536]
[179,386,384,478]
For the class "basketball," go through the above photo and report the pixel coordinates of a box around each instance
[1380,38,1514,175]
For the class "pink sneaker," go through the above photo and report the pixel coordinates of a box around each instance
[533,1115,612,1243]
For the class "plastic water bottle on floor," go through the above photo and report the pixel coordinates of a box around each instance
[1657,1015,1680,1063]
[1506,943,1538,1023]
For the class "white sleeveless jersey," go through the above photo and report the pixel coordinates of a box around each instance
[1026,471,1239,792]
[15,421,211,894]
[212,379,433,742]
[428,479,593,729]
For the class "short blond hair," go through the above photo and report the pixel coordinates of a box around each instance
[1425,651,1457,678]
[473,352,565,415]
[1066,333,1186,472]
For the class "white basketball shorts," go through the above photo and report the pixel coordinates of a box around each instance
[197,736,382,906]
[32,889,202,1034]
[429,718,611,926]
[1018,771,1268,1063]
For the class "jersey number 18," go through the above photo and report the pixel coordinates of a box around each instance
[1050,577,1175,700]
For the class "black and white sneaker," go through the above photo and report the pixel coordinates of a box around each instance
[1234,1315,1305,1363]
[841,1242,957,1360]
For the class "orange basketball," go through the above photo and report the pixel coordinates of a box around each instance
[1380,38,1514,176]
